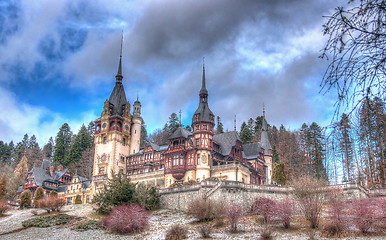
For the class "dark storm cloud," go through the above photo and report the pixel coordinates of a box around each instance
[126,0,344,130]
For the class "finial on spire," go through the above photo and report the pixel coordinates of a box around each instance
[234,115,237,132]
[137,90,139,101]
[115,31,124,83]
[199,57,208,102]
[179,109,182,127]
[263,102,265,118]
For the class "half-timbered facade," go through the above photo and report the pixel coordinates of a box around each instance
[125,62,272,188]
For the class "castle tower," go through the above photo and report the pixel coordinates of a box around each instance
[192,59,215,181]
[261,107,273,184]
[92,36,138,194]
[130,94,142,154]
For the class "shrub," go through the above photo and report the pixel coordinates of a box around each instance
[274,200,293,228]
[22,214,75,228]
[133,184,160,210]
[92,171,136,214]
[251,197,275,224]
[165,224,188,240]
[260,226,272,240]
[349,198,376,233]
[49,191,58,197]
[290,176,327,228]
[183,180,196,185]
[20,189,32,209]
[373,197,386,231]
[75,195,82,204]
[0,173,6,199]
[226,203,243,233]
[99,204,148,234]
[38,196,66,213]
[186,197,219,222]
[323,190,348,236]
[198,224,212,238]
[33,187,44,207]
[0,199,10,216]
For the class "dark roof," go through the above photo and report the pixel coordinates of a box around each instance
[213,131,241,155]
[261,118,272,151]
[193,102,214,123]
[53,169,68,181]
[169,127,192,139]
[41,159,51,170]
[109,83,127,116]
[30,168,52,187]
[243,142,262,159]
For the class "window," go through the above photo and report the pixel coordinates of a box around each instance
[99,167,105,174]
[101,155,106,161]
[86,195,90,203]
[203,125,207,130]
[173,155,178,166]
[122,138,126,146]
[196,139,200,147]
[120,156,124,162]
[67,197,73,205]
[103,137,107,144]
[180,154,183,165]
[197,154,200,165]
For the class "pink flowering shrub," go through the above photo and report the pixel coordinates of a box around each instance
[99,204,149,234]
[274,200,294,228]
[251,197,275,224]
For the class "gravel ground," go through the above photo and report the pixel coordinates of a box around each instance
[0,205,384,240]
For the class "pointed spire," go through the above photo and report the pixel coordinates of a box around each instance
[115,31,123,84]
[262,104,268,131]
[137,90,139,101]
[234,115,237,132]
[199,57,208,102]
[263,102,265,118]
[179,109,182,126]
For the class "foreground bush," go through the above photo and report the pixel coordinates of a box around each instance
[93,172,159,214]
[274,200,293,228]
[323,190,348,237]
[75,194,82,204]
[251,197,275,224]
[349,198,378,233]
[99,204,148,234]
[22,214,75,228]
[186,197,224,222]
[198,224,212,238]
[20,190,32,209]
[226,203,243,233]
[165,224,188,240]
[38,196,66,213]
[0,199,10,216]
[33,187,44,207]
[290,176,327,228]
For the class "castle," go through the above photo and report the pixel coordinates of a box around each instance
[90,51,273,196]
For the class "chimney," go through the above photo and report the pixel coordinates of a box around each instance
[57,165,63,172]
[49,166,54,177]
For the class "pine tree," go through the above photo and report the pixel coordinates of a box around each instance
[337,113,354,182]
[67,125,90,166]
[33,186,44,207]
[167,113,180,134]
[14,134,29,164]
[272,163,286,185]
[42,137,54,160]
[14,155,28,181]
[240,122,253,144]
[0,173,6,199]
[53,123,73,166]
[216,116,224,134]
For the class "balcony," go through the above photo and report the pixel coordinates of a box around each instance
[171,165,186,180]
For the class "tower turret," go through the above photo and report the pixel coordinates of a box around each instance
[130,93,142,154]
[260,106,273,184]
[192,59,215,181]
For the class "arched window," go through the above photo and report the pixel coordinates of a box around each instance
[110,121,115,128]
[117,122,122,130]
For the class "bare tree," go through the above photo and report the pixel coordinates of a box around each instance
[321,0,386,116]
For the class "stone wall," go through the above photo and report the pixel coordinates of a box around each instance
[159,180,375,211]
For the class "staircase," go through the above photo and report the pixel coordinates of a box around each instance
[204,181,223,199]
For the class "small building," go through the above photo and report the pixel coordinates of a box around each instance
[23,160,71,198]
[58,176,92,205]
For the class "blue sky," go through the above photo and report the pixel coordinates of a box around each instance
[0,0,347,146]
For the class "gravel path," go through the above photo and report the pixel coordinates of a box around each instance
[0,205,384,239]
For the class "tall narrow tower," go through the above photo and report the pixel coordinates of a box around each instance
[192,59,215,181]
[91,35,137,194]
[260,106,273,184]
[130,94,142,154]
